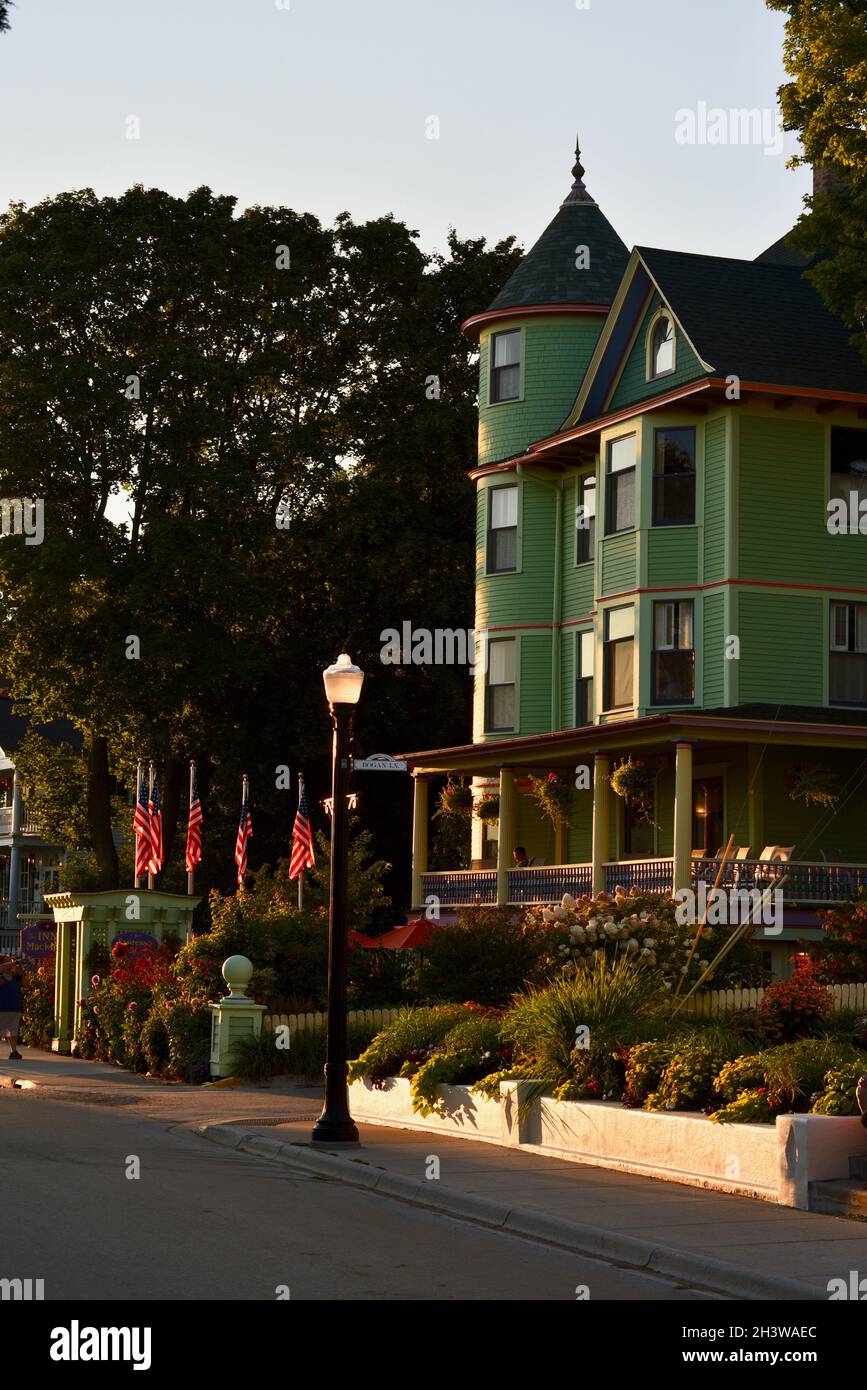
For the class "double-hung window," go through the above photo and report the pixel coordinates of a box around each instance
[575,630,594,726]
[603,606,634,710]
[830,601,867,705]
[653,428,696,526]
[652,600,695,704]
[576,473,596,564]
[605,435,636,535]
[490,330,521,403]
[485,638,516,732]
[487,485,518,574]
[830,428,867,529]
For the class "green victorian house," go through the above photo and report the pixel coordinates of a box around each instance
[402,141,867,974]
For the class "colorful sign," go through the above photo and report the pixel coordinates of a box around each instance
[112,931,159,958]
[20,920,56,963]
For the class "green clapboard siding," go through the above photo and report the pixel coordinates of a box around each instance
[739,415,867,588]
[647,528,698,585]
[475,477,555,628]
[608,294,706,412]
[702,591,725,706]
[520,633,553,734]
[703,415,727,582]
[478,316,603,466]
[601,531,637,594]
[738,590,825,705]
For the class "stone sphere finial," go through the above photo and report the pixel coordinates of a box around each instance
[222,954,254,998]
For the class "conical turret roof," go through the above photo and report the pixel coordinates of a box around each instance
[486,138,629,313]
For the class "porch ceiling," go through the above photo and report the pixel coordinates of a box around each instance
[399,711,867,776]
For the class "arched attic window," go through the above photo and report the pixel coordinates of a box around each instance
[647,312,675,380]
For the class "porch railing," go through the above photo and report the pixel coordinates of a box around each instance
[508,863,593,903]
[421,857,867,908]
[0,806,41,837]
[605,858,675,894]
[691,858,867,904]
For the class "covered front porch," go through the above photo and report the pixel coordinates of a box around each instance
[403,712,867,916]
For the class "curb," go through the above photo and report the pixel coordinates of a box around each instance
[194,1121,826,1302]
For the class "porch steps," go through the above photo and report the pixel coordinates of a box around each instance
[809,1153,867,1219]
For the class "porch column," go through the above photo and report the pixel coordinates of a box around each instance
[673,740,694,893]
[410,776,429,911]
[7,770,23,934]
[52,920,73,1053]
[496,767,516,906]
[591,754,610,895]
[747,744,764,855]
[554,817,567,865]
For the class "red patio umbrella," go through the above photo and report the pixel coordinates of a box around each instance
[354,918,435,950]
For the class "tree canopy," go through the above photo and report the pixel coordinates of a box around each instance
[767,0,867,361]
[0,184,520,901]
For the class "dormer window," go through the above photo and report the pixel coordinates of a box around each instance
[648,313,675,379]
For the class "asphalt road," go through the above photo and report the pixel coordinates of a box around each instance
[0,1094,715,1301]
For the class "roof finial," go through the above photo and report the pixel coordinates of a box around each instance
[571,134,585,183]
[562,132,595,206]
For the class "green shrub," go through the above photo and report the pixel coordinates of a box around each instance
[812,1062,866,1115]
[504,954,669,1089]
[347,1005,468,1086]
[761,1037,862,1110]
[644,1033,741,1113]
[420,907,560,1007]
[19,962,55,1047]
[277,1019,382,1082]
[230,1027,294,1082]
[711,1088,776,1125]
[715,1053,766,1102]
[409,1014,505,1116]
[623,1039,673,1108]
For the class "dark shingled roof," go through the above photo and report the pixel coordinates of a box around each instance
[754,233,811,269]
[637,246,867,396]
[487,201,629,313]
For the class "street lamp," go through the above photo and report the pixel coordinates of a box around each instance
[312,652,364,1144]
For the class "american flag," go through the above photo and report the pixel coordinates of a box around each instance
[147,768,163,875]
[235,777,253,889]
[185,764,203,874]
[133,766,151,880]
[289,777,315,879]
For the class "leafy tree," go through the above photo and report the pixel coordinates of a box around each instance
[0,3,13,36]
[767,0,867,361]
[0,185,520,901]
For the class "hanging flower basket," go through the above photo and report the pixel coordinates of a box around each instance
[785,763,841,810]
[610,757,656,825]
[474,792,500,823]
[527,772,572,827]
[437,779,473,818]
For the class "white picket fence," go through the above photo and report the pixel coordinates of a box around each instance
[264,1007,403,1034]
[263,986,867,1035]
[681,981,867,1017]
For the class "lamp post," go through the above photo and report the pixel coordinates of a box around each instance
[312,652,364,1145]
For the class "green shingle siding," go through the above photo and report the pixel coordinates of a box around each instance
[478,316,602,466]
[608,294,706,412]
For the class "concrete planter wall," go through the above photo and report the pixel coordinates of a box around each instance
[348,1076,867,1210]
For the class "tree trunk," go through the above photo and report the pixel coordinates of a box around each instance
[86,733,118,888]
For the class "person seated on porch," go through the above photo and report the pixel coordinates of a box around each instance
[513,846,529,868]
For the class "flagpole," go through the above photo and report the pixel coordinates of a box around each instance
[147,761,155,891]
[187,759,195,896]
[134,760,143,890]
[297,774,304,911]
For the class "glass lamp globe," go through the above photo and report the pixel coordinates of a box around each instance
[322,652,365,706]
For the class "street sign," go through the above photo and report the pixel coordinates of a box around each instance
[354,753,407,772]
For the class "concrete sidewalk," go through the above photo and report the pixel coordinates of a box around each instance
[6,1047,867,1301]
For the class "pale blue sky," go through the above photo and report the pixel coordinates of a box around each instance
[2,0,808,261]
